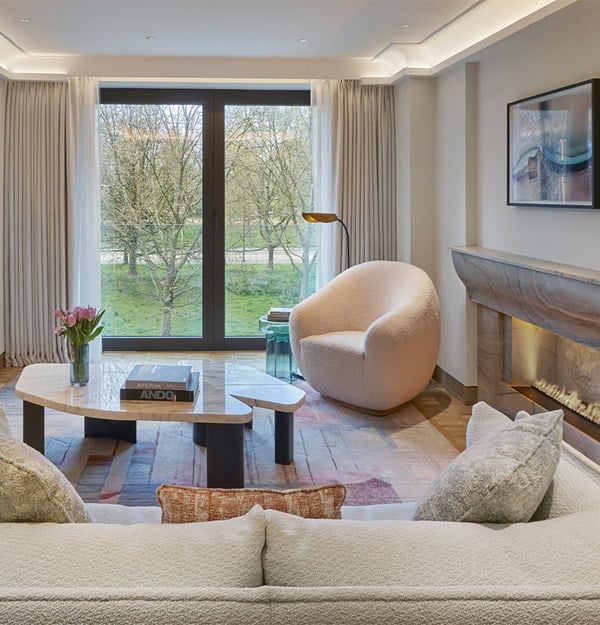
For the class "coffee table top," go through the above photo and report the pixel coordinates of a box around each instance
[15,361,305,424]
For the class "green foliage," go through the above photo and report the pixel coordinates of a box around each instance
[225,265,301,300]
[101,263,315,337]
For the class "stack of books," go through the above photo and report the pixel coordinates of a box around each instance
[120,364,199,402]
[267,307,292,322]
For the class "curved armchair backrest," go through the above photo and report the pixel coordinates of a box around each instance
[315,261,436,330]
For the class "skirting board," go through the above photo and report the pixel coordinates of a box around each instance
[433,366,477,406]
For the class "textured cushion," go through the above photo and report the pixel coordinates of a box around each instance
[264,507,600,588]
[0,505,266,588]
[465,400,512,447]
[156,483,346,522]
[0,404,12,438]
[0,434,91,523]
[465,403,600,520]
[412,410,563,523]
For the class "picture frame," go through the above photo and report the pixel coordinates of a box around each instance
[507,79,600,209]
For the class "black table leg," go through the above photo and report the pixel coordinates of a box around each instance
[23,401,45,453]
[84,417,137,443]
[274,410,294,465]
[206,423,244,488]
[193,422,207,446]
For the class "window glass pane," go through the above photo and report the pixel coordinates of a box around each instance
[224,105,316,337]
[99,104,203,337]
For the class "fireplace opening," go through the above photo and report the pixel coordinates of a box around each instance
[509,317,600,446]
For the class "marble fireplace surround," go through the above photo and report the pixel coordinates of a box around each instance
[452,246,600,462]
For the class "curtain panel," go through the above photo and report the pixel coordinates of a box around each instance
[311,79,397,285]
[3,78,101,366]
[67,77,101,362]
[3,81,69,365]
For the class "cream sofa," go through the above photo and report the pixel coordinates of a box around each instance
[2,437,600,625]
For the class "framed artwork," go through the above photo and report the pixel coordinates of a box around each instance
[507,79,600,208]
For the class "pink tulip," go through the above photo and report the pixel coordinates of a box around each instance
[66,314,76,327]
[54,326,62,335]
[85,307,96,321]
[54,307,63,318]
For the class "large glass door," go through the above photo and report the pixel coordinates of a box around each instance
[224,102,315,338]
[99,89,312,351]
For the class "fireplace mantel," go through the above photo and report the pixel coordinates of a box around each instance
[451,246,600,461]
[451,246,600,351]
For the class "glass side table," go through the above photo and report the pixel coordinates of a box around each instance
[259,315,298,382]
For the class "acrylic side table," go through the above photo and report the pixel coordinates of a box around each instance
[259,315,297,382]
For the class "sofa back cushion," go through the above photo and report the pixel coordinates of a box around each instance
[0,505,265,588]
[264,508,600,589]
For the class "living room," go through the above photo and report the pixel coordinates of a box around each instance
[2,1,600,623]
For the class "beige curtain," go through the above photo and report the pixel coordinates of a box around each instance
[312,79,397,281]
[67,77,102,362]
[3,81,68,365]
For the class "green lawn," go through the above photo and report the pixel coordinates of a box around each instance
[101,263,315,337]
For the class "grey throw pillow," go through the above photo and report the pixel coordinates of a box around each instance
[412,410,563,523]
[0,434,91,523]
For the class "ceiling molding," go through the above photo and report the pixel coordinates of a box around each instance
[0,0,581,84]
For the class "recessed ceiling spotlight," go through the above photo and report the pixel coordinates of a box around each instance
[146,35,157,40]
[299,38,308,43]
[400,24,409,29]
[20,18,31,23]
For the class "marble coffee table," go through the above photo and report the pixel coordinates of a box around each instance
[15,361,305,488]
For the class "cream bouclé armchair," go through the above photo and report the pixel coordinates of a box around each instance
[289,261,440,414]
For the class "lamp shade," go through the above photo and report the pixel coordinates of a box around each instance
[302,211,351,270]
[302,212,338,224]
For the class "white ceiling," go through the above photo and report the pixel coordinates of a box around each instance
[0,0,581,83]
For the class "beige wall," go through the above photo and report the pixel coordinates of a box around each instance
[396,1,600,387]
[434,63,478,386]
[394,77,438,283]
[477,1,600,268]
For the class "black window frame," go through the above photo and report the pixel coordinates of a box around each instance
[100,87,310,351]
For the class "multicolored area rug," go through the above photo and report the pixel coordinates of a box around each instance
[0,377,465,507]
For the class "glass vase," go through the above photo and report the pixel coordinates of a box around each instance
[69,343,90,387]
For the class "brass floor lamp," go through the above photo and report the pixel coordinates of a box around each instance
[302,212,350,270]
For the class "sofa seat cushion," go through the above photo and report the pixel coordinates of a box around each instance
[0,434,91,523]
[0,505,265,588]
[264,507,600,589]
[412,410,562,523]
